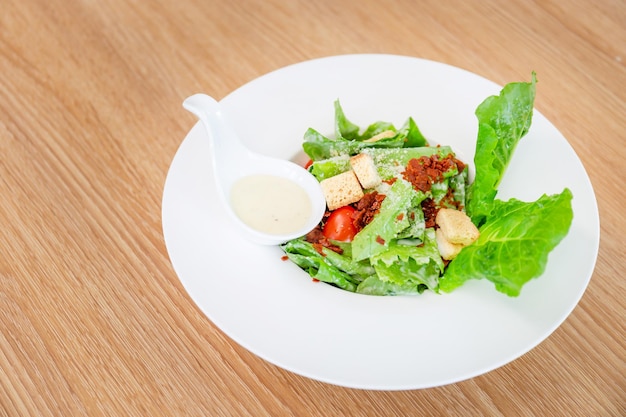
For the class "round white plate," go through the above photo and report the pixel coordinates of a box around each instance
[162,54,599,390]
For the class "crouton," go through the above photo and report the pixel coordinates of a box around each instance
[320,170,364,211]
[435,228,464,260]
[350,153,382,189]
[435,208,480,246]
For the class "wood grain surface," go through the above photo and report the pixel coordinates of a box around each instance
[1,0,624,415]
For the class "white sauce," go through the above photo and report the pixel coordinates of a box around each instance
[230,175,312,235]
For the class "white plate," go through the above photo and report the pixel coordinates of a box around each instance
[162,54,599,390]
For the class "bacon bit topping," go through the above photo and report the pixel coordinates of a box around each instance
[353,192,386,231]
[376,235,385,245]
[305,226,343,254]
[402,154,463,193]
[281,255,289,261]
[421,198,438,229]
[455,158,466,175]
[312,243,325,255]
[396,213,404,221]
[441,187,464,210]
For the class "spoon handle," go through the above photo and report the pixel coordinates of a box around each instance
[183,93,251,192]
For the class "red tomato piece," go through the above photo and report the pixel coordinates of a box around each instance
[304,159,313,169]
[323,206,358,242]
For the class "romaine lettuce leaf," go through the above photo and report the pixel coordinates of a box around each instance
[282,238,373,291]
[370,228,444,290]
[395,205,425,241]
[302,128,407,160]
[308,146,457,183]
[335,99,396,141]
[284,251,357,292]
[360,121,397,141]
[402,117,428,147]
[440,188,573,296]
[334,99,361,140]
[466,73,537,226]
[448,170,468,209]
[351,179,423,261]
[308,155,351,181]
[304,101,434,160]
[362,146,455,180]
[356,275,428,296]
[314,262,358,292]
[283,239,374,277]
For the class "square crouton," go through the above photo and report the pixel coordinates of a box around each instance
[320,170,364,211]
[350,153,382,189]
[435,208,480,246]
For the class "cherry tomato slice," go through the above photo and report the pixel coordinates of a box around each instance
[323,206,358,242]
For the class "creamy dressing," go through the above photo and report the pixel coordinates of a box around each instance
[230,175,312,235]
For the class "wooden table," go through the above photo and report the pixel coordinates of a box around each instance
[1,0,624,415]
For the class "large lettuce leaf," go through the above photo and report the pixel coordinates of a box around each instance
[440,189,573,296]
[466,73,537,226]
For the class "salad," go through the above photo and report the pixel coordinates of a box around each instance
[281,73,573,297]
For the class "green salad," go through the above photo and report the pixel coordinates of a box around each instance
[281,73,573,296]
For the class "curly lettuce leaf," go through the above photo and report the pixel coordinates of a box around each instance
[466,73,537,226]
[440,189,574,296]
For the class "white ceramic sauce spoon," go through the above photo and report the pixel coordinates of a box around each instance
[183,94,326,245]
